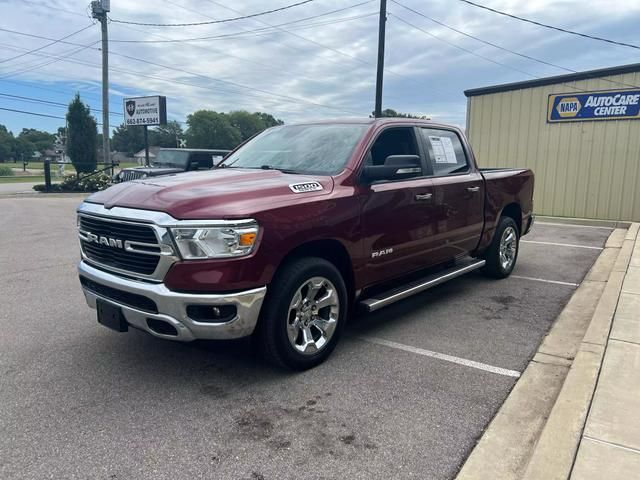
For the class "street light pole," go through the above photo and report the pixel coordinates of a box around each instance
[374,0,387,118]
[91,0,110,170]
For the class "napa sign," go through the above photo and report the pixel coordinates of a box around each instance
[548,89,640,123]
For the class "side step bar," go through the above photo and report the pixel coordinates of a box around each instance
[359,258,486,313]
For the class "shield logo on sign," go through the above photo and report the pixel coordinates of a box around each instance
[125,100,136,117]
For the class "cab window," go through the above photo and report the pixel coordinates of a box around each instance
[365,127,422,180]
[190,152,214,169]
[420,128,469,176]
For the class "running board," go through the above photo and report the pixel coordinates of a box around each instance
[359,258,486,313]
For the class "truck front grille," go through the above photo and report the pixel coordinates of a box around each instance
[79,215,161,276]
[120,170,146,182]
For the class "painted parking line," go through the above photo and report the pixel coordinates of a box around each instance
[356,336,521,378]
[536,221,614,230]
[521,240,603,250]
[511,275,579,287]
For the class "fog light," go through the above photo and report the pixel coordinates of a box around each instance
[186,304,237,323]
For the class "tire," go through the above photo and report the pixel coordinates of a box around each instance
[482,216,519,278]
[255,257,348,370]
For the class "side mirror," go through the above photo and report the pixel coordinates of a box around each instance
[189,161,199,171]
[362,155,421,182]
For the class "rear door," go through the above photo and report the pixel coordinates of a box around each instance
[418,127,484,260]
[359,126,438,285]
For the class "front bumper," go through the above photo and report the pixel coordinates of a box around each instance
[78,260,266,341]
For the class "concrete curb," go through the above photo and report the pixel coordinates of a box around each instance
[535,215,631,229]
[522,226,636,480]
[456,226,630,480]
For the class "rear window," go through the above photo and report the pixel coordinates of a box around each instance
[420,128,469,176]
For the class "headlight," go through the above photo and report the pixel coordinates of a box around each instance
[170,222,259,259]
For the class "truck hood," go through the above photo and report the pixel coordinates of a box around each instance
[88,168,334,219]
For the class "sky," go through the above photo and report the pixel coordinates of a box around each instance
[0,0,639,135]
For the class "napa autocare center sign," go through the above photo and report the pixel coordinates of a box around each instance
[123,96,167,126]
[548,89,640,123]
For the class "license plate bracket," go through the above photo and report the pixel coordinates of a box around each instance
[96,299,128,332]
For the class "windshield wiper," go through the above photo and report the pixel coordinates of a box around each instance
[259,165,301,174]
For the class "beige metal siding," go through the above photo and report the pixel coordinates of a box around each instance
[467,72,640,221]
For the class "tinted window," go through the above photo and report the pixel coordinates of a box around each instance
[190,152,214,169]
[153,150,190,168]
[420,128,468,176]
[365,127,422,180]
[221,124,367,175]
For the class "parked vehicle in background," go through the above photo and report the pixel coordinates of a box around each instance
[77,118,534,370]
[114,148,230,182]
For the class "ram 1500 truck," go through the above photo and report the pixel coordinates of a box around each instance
[77,118,534,370]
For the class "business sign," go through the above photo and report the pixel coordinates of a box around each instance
[123,96,167,126]
[548,89,640,123]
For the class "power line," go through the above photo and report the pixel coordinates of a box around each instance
[110,2,376,44]
[457,0,640,50]
[391,1,572,74]
[0,92,124,116]
[0,106,66,120]
[0,24,94,65]
[0,28,364,115]
[390,2,640,91]
[108,0,317,27]
[390,14,539,79]
[0,41,100,79]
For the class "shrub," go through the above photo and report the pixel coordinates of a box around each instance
[0,165,14,176]
[32,171,111,193]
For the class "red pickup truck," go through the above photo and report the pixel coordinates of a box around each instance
[77,118,534,369]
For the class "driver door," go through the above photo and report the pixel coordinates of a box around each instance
[360,126,438,286]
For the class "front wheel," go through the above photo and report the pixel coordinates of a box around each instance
[255,257,347,370]
[482,217,519,278]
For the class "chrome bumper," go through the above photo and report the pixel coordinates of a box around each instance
[78,260,266,341]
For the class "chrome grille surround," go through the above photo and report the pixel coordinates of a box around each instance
[78,204,178,282]
[77,202,258,282]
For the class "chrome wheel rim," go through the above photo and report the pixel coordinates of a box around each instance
[287,276,339,355]
[499,226,518,271]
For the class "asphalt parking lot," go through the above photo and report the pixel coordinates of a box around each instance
[0,197,614,480]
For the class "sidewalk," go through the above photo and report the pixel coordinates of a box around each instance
[570,227,640,479]
[457,221,640,480]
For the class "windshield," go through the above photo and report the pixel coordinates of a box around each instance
[221,124,368,175]
[152,150,190,168]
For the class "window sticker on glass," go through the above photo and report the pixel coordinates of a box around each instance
[429,136,458,164]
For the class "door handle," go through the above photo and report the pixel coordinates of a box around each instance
[466,186,480,193]
[415,193,433,201]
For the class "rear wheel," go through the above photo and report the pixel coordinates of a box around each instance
[256,257,347,370]
[482,216,519,278]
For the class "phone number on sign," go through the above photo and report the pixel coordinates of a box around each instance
[125,117,159,126]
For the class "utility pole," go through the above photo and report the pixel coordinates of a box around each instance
[374,0,387,118]
[91,0,110,170]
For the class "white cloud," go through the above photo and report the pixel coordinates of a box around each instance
[0,0,639,131]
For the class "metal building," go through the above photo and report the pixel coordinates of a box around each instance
[465,63,640,222]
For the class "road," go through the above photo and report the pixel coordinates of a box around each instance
[0,197,612,480]
[0,181,41,195]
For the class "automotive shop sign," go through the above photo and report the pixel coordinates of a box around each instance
[123,96,167,126]
[548,89,640,123]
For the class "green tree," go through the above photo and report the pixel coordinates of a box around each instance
[255,112,284,128]
[12,137,36,162]
[111,123,145,156]
[150,120,184,148]
[0,125,15,162]
[227,111,267,141]
[371,108,431,120]
[66,93,98,174]
[17,128,55,153]
[185,110,242,149]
